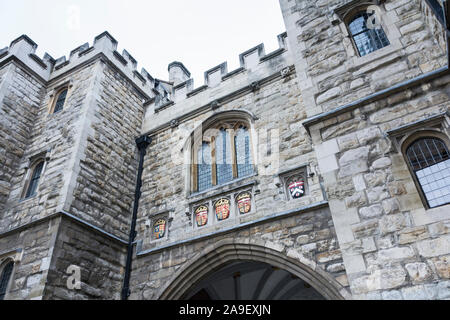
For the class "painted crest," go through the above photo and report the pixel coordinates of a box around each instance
[237,192,252,214]
[289,180,305,199]
[153,219,166,239]
[215,198,230,221]
[195,205,209,227]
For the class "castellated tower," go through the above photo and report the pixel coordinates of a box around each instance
[0,0,449,301]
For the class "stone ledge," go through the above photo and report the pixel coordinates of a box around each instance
[136,200,329,257]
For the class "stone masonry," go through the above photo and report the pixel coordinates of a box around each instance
[0,0,449,300]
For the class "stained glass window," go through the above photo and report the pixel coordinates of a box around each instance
[406,137,450,208]
[53,88,68,113]
[216,129,233,185]
[348,11,390,57]
[194,121,255,192]
[0,261,14,300]
[235,126,253,178]
[197,142,213,192]
[25,161,44,199]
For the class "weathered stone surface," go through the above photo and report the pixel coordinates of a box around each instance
[417,236,450,258]
[430,256,450,279]
[379,214,407,235]
[351,266,407,294]
[378,247,415,264]
[405,263,432,284]
[359,205,383,219]
[399,227,429,245]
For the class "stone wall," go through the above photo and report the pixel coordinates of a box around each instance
[43,217,126,300]
[280,0,448,118]
[132,46,350,298]
[309,62,450,300]
[1,61,98,231]
[0,218,59,300]
[137,71,328,253]
[0,63,43,218]
[130,206,349,300]
[68,61,145,239]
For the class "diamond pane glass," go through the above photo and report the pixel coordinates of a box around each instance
[407,138,450,208]
[197,142,212,192]
[0,261,14,300]
[54,89,68,113]
[216,129,233,185]
[235,126,253,178]
[25,161,44,199]
[349,12,390,56]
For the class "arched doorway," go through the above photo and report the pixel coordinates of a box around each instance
[186,261,325,300]
[158,240,346,300]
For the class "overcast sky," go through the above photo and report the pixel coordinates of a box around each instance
[0,1,286,83]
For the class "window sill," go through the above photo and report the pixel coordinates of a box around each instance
[188,173,258,203]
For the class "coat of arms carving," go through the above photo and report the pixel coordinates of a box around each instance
[236,192,252,214]
[215,198,230,221]
[288,180,305,199]
[153,219,166,239]
[195,205,209,227]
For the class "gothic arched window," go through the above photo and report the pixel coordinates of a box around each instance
[405,137,450,208]
[0,261,14,300]
[348,11,390,57]
[24,160,45,199]
[52,88,68,114]
[193,121,254,193]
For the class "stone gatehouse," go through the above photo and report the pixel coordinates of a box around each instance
[0,0,449,300]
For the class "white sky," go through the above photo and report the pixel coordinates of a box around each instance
[0,0,286,83]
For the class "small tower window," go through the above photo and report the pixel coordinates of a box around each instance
[24,160,45,199]
[0,261,14,300]
[348,11,390,56]
[53,88,68,113]
[406,137,450,208]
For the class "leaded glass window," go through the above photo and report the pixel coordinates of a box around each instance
[348,11,390,57]
[216,128,233,185]
[0,261,14,300]
[53,88,68,113]
[235,126,253,178]
[406,137,450,208]
[193,121,254,192]
[197,142,213,192]
[25,161,44,199]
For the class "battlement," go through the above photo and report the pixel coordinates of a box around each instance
[0,32,157,99]
[149,32,289,113]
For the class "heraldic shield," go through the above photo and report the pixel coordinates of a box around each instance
[289,180,305,199]
[237,192,252,214]
[195,205,209,227]
[153,219,166,239]
[215,198,230,221]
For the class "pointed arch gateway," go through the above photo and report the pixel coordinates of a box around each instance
[158,240,346,300]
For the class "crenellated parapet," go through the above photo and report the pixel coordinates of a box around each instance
[147,32,290,114]
[142,32,293,134]
[0,31,158,100]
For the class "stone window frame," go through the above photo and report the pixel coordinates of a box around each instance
[0,249,22,301]
[387,112,450,210]
[188,111,258,195]
[48,80,74,114]
[277,165,310,201]
[333,0,401,59]
[20,151,50,201]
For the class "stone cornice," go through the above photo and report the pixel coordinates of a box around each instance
[0,211,128,245]
[302,66,450,134]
